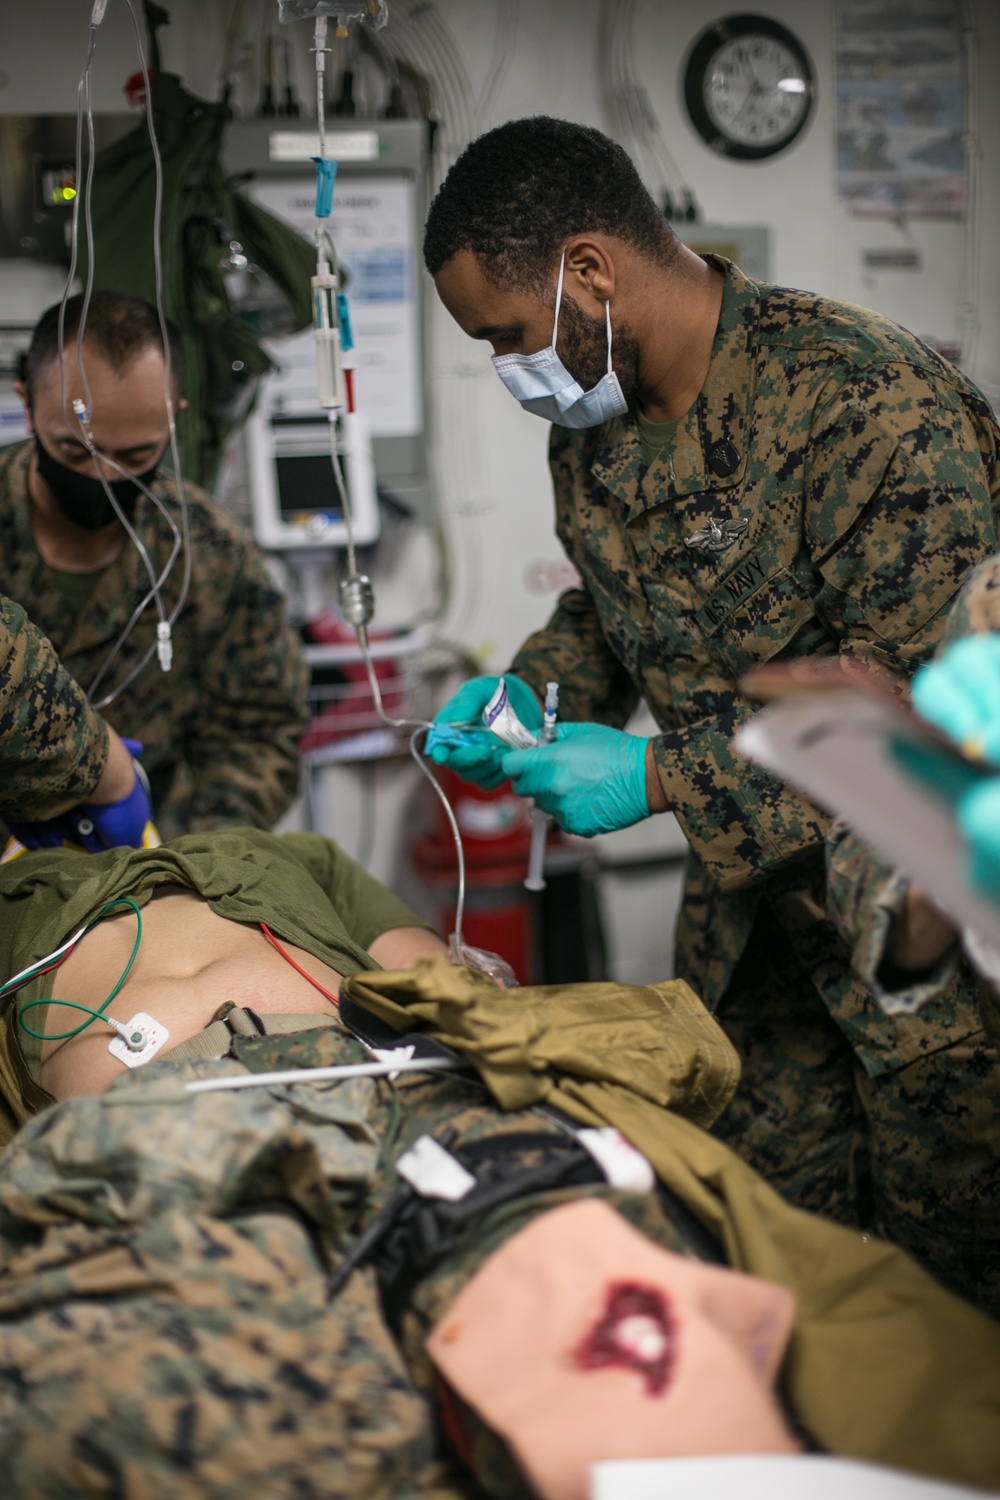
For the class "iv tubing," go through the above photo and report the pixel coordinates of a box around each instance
[323,378,470,949]
[311,46,474,962]
[55,0,192,710]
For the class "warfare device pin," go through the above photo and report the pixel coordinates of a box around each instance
[684,516,749,554]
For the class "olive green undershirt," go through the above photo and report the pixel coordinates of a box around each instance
[635,407,682,467]
[46,565,108,615]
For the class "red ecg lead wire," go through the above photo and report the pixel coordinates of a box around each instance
[259,923,340,1007]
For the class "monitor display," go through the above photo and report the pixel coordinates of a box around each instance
[275,452,347,524]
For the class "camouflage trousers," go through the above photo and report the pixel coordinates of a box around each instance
[0,1025,711,1500]
[710,905,1000,1316]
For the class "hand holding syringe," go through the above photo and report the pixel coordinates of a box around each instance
[524,682,559,892]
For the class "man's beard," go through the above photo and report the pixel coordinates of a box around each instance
[557,293,642,405]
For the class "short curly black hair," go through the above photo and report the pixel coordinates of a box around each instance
[423,116,678,290]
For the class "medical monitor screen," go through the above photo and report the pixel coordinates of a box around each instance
[274,454,346,526]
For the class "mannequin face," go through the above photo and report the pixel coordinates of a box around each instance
[428,1200,800,1500]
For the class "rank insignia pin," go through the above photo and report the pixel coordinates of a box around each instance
[684,515,750,554]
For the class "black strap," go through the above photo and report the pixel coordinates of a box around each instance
[338,992,726,1269]
[338,990,472,1068]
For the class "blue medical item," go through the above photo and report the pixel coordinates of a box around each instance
[959,778,1000,902]
[312,156,337,219]
[501,721,651,838]
[426,675,543,789]
[337,292,354,351]
[911,635,1000,766]
[8,738,152,853]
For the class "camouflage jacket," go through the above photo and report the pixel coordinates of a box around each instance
[827,554,1000,1038]
[0,441,309,838]
[0,592,108,820]
[512,259,1000,1006]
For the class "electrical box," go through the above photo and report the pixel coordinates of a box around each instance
[680,224,771,282]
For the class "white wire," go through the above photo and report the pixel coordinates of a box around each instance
[474,0,518,128]
[183,1053,459,1094]
[122,0,192,635]
[56,0,192,711]
[0,922,91,996]
[56,30,95,434]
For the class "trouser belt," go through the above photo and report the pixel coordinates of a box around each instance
[163,1002,342,1065]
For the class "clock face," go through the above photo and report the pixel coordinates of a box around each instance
[684,15,815,160]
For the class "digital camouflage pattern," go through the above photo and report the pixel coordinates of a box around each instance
[0,1023,720,1500]
[0,1009,999,1498]
[827,551,1000,1045]
[0,440,309,838]
[510,259,1000,1265]
[0,592,109,821]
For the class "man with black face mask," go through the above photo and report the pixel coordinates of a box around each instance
[1,290,307,839]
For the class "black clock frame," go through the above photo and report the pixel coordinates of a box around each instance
[683,13,815,161]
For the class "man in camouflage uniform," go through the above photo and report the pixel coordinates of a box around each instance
[0,591,151,837]
[3,290,307,840]
[423,118,1000,1311]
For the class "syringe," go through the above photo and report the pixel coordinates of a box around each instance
[524,681,559,892]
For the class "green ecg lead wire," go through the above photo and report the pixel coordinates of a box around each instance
[15,898,143,1043]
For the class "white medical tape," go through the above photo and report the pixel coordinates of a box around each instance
[395,1134,477,1202]
[576,1127,655,1195]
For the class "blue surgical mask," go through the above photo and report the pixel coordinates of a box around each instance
[491,252,628,428]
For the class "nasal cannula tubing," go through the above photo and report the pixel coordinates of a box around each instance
[53,0,192,712]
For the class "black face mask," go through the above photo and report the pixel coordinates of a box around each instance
[34,435,160,532]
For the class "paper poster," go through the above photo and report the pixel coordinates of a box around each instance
[835,0,966,217]
[251,174,422,436]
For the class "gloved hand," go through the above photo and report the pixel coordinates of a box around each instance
[959,778,1000,903]
[9,738,153,853]
[501,721,651,837]
[911,635,1000,765]
[425,675,542,790]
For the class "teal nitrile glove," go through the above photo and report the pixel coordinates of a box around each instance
[501,721,651,837]
[426,674,542,790]
[959,777,1000,903]
[911,635,1000,765]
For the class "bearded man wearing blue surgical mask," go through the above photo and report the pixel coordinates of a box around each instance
[424,117,1000,1317]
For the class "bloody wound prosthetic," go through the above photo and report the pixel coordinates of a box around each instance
[574,1282,676,1396]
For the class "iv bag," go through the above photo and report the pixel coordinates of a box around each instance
[277,0,387,25]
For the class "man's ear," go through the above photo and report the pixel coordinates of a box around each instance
[563,236,617,308]
[12,380,33,432]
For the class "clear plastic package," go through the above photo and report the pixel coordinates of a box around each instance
[483,677,539,750]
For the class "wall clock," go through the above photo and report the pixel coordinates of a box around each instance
[683,14,815,160]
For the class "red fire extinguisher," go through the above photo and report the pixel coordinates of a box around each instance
[411,768,539,983]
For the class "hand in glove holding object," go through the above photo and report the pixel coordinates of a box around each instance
[425,674,542,790]
[911,635,1000,765]
[501,722,652,838]
[9,735,154,853]
[908,635,1000,906]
